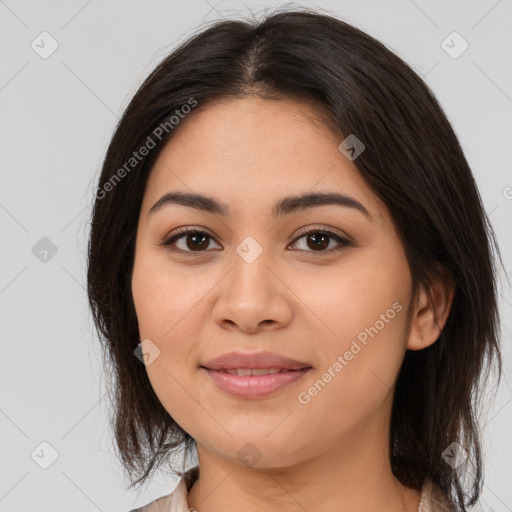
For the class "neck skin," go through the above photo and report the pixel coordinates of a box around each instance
[187,394,421,512]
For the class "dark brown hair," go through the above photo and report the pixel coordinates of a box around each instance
[87,7,503,509]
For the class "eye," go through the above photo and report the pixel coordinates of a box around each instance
[160,225,351,256]
[289,226,351,255]
[160,226,220,254]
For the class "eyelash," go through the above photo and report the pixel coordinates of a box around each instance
[160,226,351,257]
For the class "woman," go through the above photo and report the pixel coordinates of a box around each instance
[87,8,503,512]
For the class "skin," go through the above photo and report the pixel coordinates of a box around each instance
[131,97,454,512]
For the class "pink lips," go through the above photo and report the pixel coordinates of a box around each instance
[200,350,313,399]
[203,367,312,399]
[202,350,311,371]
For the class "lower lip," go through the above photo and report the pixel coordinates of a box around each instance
[202,368,312,399]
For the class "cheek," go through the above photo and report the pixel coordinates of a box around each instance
[131,250,213,419]
[131,249,204,342]
[290,303,407,450]
[131,257,197,432]
[292,248,410,420]
[293,245,410,352]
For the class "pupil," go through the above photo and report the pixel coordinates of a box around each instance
[187,233,209,251]
[308,233,329,251]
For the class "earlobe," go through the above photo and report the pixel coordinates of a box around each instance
[407,275,456,351]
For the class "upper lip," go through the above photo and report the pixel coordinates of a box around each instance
[201,351,312,371]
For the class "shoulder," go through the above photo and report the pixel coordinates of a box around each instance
[129,492,174,512]
[128,466,199,512]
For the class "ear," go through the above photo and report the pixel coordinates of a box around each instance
[407,273,456,351]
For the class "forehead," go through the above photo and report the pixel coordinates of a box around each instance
[141,97,383,221]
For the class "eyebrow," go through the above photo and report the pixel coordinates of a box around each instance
[148,191,373,221]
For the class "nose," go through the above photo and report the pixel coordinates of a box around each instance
[211,250,293,334]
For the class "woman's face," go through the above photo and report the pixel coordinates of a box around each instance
[131,97,416,468]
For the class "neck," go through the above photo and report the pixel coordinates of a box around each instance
[187,414,421,512]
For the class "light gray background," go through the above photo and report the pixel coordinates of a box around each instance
[1,1,511,511]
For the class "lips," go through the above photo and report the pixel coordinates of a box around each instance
[201,350,312,372]
[202,366,312,399]
[216,368,291,376]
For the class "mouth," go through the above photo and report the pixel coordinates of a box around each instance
[201,350,312,372]
[199,350,313,398]
[200,366,313,399]
[201,367,310,376]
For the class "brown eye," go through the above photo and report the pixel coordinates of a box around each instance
[162,228,219,253]
[290,228,351,254]
[161,226,351,256]
[305,232,330,251]
[183,232,210,251]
